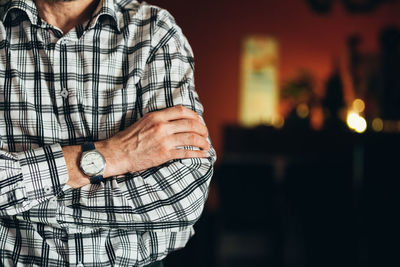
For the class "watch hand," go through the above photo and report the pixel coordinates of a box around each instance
[91,162,99,169]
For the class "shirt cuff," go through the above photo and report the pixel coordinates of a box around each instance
[16,143,69,207]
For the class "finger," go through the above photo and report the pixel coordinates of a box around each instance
[170,149,208,159]
[166,119,209,137]
[152,106,201,122]
[169,133,210,151]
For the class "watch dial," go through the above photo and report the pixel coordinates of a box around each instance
[81,151,105,176]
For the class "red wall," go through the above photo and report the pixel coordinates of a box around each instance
[153,0,400,156]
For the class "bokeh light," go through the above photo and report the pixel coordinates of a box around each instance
[372,118,384,132]
[352,99,365,113]
[296,103,310,119]
[347,111,367,133]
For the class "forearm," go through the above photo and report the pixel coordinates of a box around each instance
[58,150,215,232]
[62,140,122,188]
[0,139,115,216]
[57,106,214,231]
[62,144,87,188]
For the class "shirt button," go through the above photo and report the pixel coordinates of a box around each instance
[61,88,69,98]
[77,262,84,267]
[44,186,51,193]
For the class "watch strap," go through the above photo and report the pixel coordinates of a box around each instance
[82,142,95,152]
[90,175,103,185]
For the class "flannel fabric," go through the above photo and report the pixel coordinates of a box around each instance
[0,0,216,265]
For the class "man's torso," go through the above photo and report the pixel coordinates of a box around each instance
[0,0,196,266]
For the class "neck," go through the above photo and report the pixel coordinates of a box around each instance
[35,0,100,34]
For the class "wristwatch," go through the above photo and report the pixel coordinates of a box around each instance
[80,142,106,184]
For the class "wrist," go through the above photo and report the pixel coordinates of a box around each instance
[63,145,90,188]
[95,139,118,177]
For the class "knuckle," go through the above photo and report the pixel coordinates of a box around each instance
[204,124,209,133]
[188,119,196,130]
[177,105,186,113]
[189,134,196,144]
[153,122,165,134]
[145,112,156,121]
[201,125,209,136]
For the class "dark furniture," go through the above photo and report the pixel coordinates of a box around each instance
[215,125,400,267]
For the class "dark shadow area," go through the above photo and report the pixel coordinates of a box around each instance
[160,0,400,266]
[166,128,400,267]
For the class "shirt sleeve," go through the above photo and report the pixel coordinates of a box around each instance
[56,8,216,232]
[0,144,69,216]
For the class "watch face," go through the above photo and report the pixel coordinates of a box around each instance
[80,151,106,176]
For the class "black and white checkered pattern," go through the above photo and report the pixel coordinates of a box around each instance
[0,0,216,265]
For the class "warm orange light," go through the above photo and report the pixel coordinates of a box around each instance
[347,111,367,133]
[274,116,285,129]
[352,99,365,113]
[296,104,309,119]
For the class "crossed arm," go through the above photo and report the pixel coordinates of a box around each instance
[0,9,216,231]
[56,105,214,232]
[63,106,210,189]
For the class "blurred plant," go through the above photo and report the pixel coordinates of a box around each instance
[280,70,319,129]
[281,70,315,105]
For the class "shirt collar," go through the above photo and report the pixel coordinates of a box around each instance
[1,0,121,32]
[91,0,121,32]
[1,0,40,25]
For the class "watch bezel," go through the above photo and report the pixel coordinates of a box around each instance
[80,150,106,177]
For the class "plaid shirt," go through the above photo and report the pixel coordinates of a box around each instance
[0,0,215,265]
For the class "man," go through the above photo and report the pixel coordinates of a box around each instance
[0,0,216,265]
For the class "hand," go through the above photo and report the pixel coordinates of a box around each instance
[97,106,210,177]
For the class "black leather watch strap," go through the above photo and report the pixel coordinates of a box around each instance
[82,142,95,152]
[90,175,103,185]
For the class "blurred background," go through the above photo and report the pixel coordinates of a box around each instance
[151,0,400,266]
